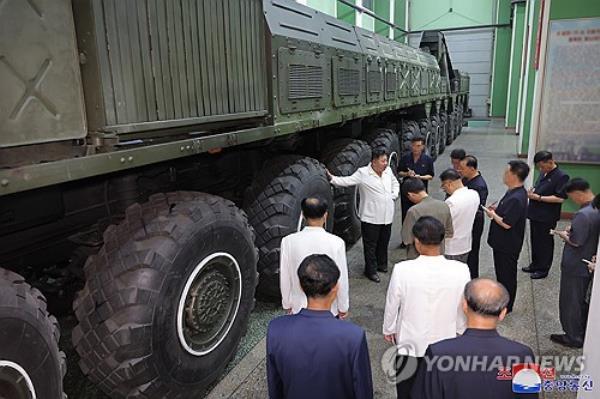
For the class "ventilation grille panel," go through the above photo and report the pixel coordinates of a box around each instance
[288,64,323,99]
[337,68,360,96]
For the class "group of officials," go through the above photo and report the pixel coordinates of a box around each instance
[266,136,600,398]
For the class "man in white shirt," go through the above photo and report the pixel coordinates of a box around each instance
[327,148,400,283]
[280,197,349,318]
[440,168,480,263]
[383,216,470,398]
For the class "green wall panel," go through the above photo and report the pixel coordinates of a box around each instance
[559,164,600,213]
[394,0,407,42]
[505,2,526,127]
[374,0,391,35]
[337,0,356,24]
[550,0,600,20]
[489,0,511,117]
[306,0,337,16]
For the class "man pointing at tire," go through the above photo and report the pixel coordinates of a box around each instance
[327,148,400,283]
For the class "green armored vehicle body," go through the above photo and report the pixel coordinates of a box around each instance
[0,0,469,397]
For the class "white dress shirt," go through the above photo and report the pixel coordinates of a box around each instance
[330,165,400,225]
[279,226,349,315]
[444,186,480,255]
[382,255,470,357]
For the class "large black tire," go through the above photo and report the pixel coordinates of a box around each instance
[244,156,334,300]
[364,128,401,176]
[431,115,442,158]
[442,110,453,145]
[0,268,66,399]
[400,120,420,154]
[457,105,465,135]
[419,118,437,161]
[437,112,448,154]
[450,107,459,142]
[72,192,258,398]
[321,139,371,245]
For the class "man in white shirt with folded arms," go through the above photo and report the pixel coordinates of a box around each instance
[383,216,470,398]
[280,197,349,318]
[440,168,480,263]
[327,148,400,283]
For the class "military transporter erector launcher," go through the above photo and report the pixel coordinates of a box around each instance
[0,0,469,397]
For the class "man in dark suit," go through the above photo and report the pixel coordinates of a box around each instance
[411,278,538,399]
[484,160,530,313]
[398,136,435,223]
[523,151,569,279]
[459,155,489,278]
[266,254,373,399]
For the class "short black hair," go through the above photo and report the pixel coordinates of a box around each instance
[440,168,462,182]
[371,147,388,161]
[297,254,340,298]
[507,160,529,182]
[412,216,445,245]
[565,177,590,193]
[450,148,466,160]
[593,193,600,210]
[411,136,425,144]
[301,197,328,219]
[462,155,478,169]
[533,150,553,164]
[464,278,509,317]
[402,177,426,195]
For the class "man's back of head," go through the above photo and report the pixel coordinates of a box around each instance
[463,278,510,326]
[403,177,427,204]
[298,254,340,300]
[301,197,328,222]
[413,216,445,255]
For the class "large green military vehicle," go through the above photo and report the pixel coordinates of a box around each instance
[0,0,469,397]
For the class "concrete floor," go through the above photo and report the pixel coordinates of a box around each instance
[206,121,582,399]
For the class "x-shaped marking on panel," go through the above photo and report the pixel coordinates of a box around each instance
[0,56,58,120]
[399,66,409,91]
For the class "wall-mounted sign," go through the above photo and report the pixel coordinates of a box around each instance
[537,18,600,164]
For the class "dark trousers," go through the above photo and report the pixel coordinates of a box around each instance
[530,219,558,273]
[361,222,392,275]
[493,250,519,312]
[559,272,591,344]
[466,212,484,279]
[400,194,413,223]
[396,355,423,399]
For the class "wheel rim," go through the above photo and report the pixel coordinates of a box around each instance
[0,361,36,399]
[389,150,399,176]
[297,214,306,232]
[354,187,361,217]
[177,252,242,356]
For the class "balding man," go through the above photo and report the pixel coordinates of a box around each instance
[411,278,537,399]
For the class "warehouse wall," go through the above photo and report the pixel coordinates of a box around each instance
[408,0,494,30]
